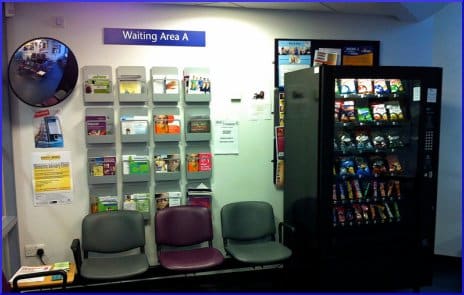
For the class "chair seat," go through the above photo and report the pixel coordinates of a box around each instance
[80,254,149,280]
[159,247,224,271]
[225,241,292,264]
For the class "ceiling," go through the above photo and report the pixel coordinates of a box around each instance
[159,2,449,22]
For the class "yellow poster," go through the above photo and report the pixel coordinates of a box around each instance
[32,151,73,206]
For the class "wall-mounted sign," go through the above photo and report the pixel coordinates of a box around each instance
[104,28,205,47]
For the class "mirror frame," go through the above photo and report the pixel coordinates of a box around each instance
[7,37,78,107]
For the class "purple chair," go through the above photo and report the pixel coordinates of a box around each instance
[155,206,224,271]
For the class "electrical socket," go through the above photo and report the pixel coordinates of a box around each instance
[24,244,45,257]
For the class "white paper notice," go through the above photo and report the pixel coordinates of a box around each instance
[213,120,239,155]
[32,151,73,206]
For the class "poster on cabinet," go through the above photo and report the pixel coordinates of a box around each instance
[32,151,73,206]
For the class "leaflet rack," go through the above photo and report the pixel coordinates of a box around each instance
[151,66,181,103]
[117,66,149,102]
[120,107,149,143]
[82,65,114,103]
[183,67,211,103]
[85,107,115,144]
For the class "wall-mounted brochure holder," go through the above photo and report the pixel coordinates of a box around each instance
[184,105,211,141]
[122,182,151,221]
[89,184,118,213]
[83,65,114,103]
[87,148,117,184]
[183,67,211,103]
[85,107,115,144]
[185,143,212,180]
[117,66,149,102]
[122,144,150,182]
[154,142,181,181]
[120,107,149,143]
[153,106,181,142]
[151,66,180,103]
[154,181,183,210]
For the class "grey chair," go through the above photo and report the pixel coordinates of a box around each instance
[220,201,293,264]
[70,210,149,280]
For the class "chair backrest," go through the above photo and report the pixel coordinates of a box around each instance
[221,201,276,241]
[155,206,213,247]
[82,210,145,254]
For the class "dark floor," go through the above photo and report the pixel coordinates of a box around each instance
[22,255,461,293]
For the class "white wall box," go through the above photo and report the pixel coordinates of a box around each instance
[82,65,115,103]
[117,66,149,102]
[151,66,181,103]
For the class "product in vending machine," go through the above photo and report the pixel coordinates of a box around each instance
[355,130,374,151]
[372,180,378,199]
[336,206,346,224]
[379,182,387,198]
[339,132,356,153]
[394,180,402,198]
[387,180,395,197]
[345,180,354,200]
[352,179,363,200]
[373,79,389,95]
[372,132,388,149]
[353,204,363,223]
[341,100,356,122]
[371,103,388,121]
[339,157,356,177]
[361,204,370,222]
[376,204,387,222]
[386,131,405,149]
[389,79,404,94]
[339,182,346,201]
[345,206,355,224]
[357,107,373,122]
[355,157,371,178]
[362,180,371,198]
[332,208,338,226]
[340,79,356,94]
[335,101,342,122]
[332,184,338,202]
[386,154,403,175]
[369,204,377,222]
[334,139,339,152]
[370,155,388,176]
[357,79,374,94]
[392,201,401,219]
[385,101,404,121]
[384,202,394,219]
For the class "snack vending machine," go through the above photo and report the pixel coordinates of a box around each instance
[283,66,442,290]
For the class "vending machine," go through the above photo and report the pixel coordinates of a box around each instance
[283,66,442,290]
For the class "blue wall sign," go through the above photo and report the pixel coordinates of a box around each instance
[104,28,206,47]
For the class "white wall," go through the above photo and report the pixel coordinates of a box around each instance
[5,2,460,267]
[432,2,462,257]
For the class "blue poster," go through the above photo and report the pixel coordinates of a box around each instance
[104,28,205,47]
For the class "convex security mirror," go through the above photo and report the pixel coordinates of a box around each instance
[8,37,78,107]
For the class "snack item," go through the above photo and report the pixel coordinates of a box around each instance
[357,107,373,122]
[345,180,354,200]
[339,157,356,177]
[340,79,356,94]
[389,79,404,93]
[341,100,356,122]
[357,79,373,94]
[353,204,363,223]
[334,101,342,122]
[372,132,388,149]
[361,204,370,221]
[374,79,389,95]
[352,179,363,200]
[386,154,403,174]
[336,206,346,223]
[385,101,404,120]
[386,132,404,148]
[370,156,388,176]
[371,103,388,121]
[355,157,371,178]
[355,130,374,151]
[339,132,356,152]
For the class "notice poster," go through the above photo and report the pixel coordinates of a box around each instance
[276,40,312,89]
[32,151,73,206]
[213,120,239,155]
